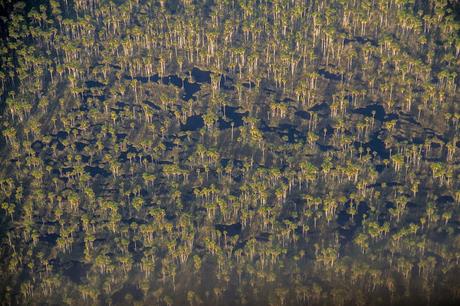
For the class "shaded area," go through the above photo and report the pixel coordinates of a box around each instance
[318,68,342,81]
[219,106,247,129]
[181,115,204,131]
[366,134,389,159]
[295,110,310,120]
[215,223,242,236]
[85,80,104,88]
[338,201,370,244]
[182,79,201,100]
[84,165,111,177]
[353,103,386,121]
[63,261,89,284]
[191,67,211,83]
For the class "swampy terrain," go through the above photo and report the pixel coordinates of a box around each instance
[0,0,459,305]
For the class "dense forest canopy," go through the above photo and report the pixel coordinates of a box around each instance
[0,0,459,305]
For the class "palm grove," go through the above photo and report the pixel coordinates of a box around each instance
[0,0,459,305]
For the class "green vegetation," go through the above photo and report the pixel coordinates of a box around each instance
[0,0,459,305]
